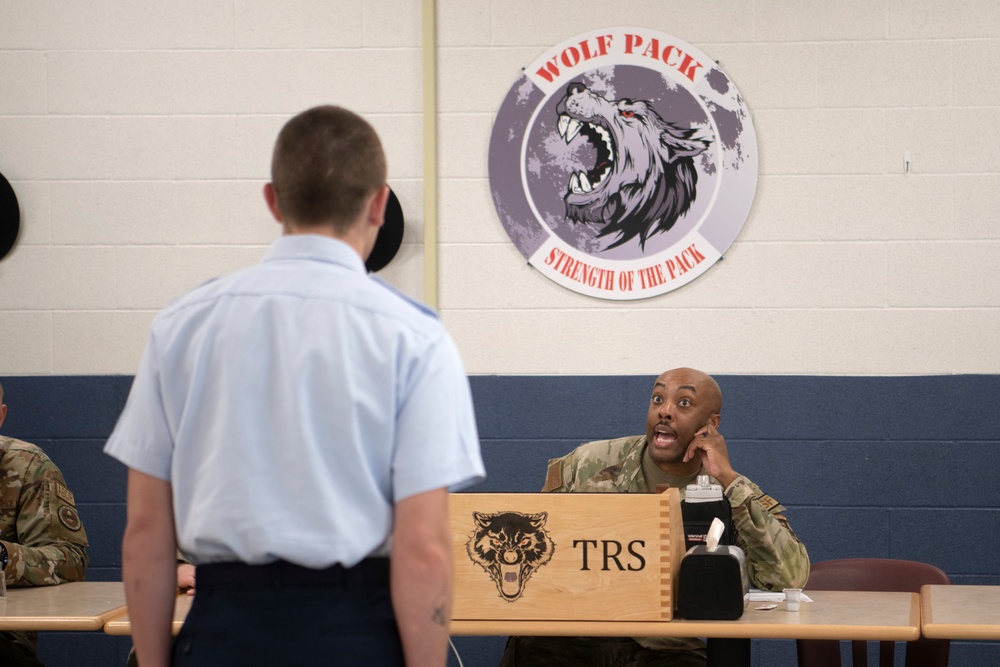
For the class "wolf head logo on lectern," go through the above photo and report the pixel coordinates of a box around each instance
[555,82,711,252]
[466,511,555,602]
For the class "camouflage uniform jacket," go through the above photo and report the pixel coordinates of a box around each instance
[543,435,810,653]
[0,436,89,587]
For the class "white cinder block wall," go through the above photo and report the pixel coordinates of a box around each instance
[1,0,999,377]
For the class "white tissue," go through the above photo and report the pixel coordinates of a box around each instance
[705,517,726,551]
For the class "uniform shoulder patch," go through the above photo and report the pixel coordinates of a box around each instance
[55,482,75,506]
[58,505,82,531]
[542,460,564,492]
[757,494,782,512]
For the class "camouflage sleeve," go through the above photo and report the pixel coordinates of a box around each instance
[541,437,641,494]
[542,447,597,493]
[5,470,89,587]
[725,475,809,592]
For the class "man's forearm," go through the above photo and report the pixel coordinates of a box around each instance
[3,541,88,586]
[123,469,178,667]
[391,543,452,666]
[124,539,177,667]
[391,488,453,666]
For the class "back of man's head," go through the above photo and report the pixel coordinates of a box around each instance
[270,105,387,233]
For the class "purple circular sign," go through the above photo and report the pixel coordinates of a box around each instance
[489,28,757,300]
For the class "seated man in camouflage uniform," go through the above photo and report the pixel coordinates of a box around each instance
[499,368,809,667]
[0,381,89,666]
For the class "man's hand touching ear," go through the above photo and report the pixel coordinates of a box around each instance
[684,422,737,488]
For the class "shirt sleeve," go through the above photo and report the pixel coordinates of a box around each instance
[104,331,175,480]
[725,475,810,591]
[391,332,485,501]
[4,460,89,587]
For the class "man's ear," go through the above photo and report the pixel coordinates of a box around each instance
[263,183,283,224]
[0,404,7,430]
[708,413,721,429]
[367,184,389,230]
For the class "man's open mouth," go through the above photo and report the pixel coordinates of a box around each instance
[653,426,677,447]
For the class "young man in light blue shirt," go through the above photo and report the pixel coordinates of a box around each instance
[107,106,485,667]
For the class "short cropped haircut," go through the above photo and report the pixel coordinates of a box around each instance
[270,106,387,232]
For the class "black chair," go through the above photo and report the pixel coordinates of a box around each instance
[796,558,951,667]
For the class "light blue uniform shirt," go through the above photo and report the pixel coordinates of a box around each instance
[105,234,485,569]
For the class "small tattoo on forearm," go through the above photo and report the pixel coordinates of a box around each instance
[432,606,447,626]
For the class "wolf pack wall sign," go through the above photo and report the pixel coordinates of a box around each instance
[489,27,757,300]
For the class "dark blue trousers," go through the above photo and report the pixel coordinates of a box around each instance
[173,559,403,666]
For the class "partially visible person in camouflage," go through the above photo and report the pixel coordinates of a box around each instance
[499,368,809,667]
[0,381,89,667]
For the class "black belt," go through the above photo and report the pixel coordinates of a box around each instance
[196,558,390,589]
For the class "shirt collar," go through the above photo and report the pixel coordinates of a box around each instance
[261,234,367,274]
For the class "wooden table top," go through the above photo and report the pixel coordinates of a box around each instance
[452,590,920,641]
[921,584,1000,640]
[0,581,128,631]
[102,589,920,642]
[104,592,193,636]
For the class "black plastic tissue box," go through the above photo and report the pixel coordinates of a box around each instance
[675,545,749,620]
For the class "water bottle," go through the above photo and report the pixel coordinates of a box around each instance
[680,474,734,551]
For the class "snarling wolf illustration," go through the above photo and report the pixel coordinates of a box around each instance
[466,511,555,602]
[556,82,711,251]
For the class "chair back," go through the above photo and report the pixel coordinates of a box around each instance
[796,558,951,667]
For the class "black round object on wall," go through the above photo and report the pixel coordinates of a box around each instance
[0,172,19,262]
[366,186,404,273]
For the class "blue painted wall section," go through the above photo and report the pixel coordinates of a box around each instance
[0,374,997,666]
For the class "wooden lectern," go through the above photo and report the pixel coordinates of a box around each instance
[450,489,685,622]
